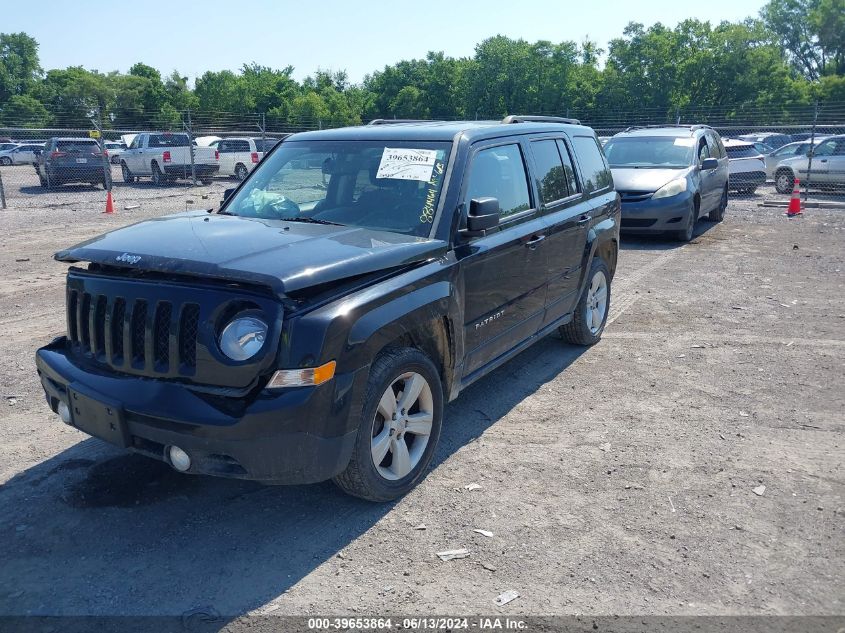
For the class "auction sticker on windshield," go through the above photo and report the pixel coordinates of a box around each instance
[376,148,438,181]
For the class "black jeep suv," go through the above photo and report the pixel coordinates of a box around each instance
[36,116,620,501]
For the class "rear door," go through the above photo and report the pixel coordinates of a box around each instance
[807,138,842,184]
[457,139,549,378]
[526,136,589,326]
[824,138,845,185]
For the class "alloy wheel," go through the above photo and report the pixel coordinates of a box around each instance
[585,271,608,335]
[371,372,434,481]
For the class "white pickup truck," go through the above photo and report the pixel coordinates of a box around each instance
[120,132,219,185]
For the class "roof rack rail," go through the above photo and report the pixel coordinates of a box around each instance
[502,115,581,125]
[623,124,712,132]
[367,119,442,126]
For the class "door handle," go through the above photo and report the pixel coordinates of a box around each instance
[577,214,590,224]
[819,159,828,163]
[525,234,546,249]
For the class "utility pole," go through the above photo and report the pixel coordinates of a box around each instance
[90,106,112,193]
[184,109,197,186]
[804,100,819,202]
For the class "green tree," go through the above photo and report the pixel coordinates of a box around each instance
[0,32,42,104]
[0,93,50,127]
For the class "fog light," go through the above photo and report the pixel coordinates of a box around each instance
[57,401,71,425]
[168,446,191,472]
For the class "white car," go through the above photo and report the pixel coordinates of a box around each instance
[213,137,278,180]
[774,134,845,194]
[722,139,766,194]
[104,141,127,164]
[0,143,20,164]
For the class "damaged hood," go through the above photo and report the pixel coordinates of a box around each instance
[55,211,448,295]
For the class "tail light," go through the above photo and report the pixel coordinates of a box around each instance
[251,152,259,164]
[102,149,109,157]
[215,150,220,160]
[50,151,66,159]
[163,151,172,163]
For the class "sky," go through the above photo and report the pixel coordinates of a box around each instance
[4,0,767,84]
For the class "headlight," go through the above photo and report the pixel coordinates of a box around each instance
[219,316,268,361]
[652,177,688,199]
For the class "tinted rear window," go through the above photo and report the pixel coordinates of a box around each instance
[253,139,279,152]
[148,134,190,148]
[726,146,760,158]
[572,136,612,194]
[56,140,98,152]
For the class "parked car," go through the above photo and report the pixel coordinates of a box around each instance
[763,138,827,180]
[35,137,109,189]
[773,134,845,194]
[738,132,792,150]
[752,142,775,155]
[35,115,620,501]
[722,139,767,194]
[212,137,272,180]
[5,143,45,165]
[104,141,127,164]
[120,132,219,185]
[602,124,729,241]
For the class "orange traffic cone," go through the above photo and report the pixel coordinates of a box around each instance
[786,178,802,217]
[103,191,115,215]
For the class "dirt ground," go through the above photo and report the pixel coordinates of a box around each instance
[0,184,843,622]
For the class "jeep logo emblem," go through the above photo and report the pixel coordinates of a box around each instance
[115,253,142,265]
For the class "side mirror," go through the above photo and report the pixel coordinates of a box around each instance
[701,158,718,170]
[223,188,235,202]
[462,197,500,237]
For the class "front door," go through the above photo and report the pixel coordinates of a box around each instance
[458,141,549,378]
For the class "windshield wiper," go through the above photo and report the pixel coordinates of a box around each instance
[277,217,345,226]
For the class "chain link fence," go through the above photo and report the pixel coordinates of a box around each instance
[1,102,843,213]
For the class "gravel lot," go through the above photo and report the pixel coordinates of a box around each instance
[0,185,842,622]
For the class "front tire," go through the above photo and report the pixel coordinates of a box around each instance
[775,170,794,194]
[560,258,611,346]
[334,347,443,502]
[0,157,11,166]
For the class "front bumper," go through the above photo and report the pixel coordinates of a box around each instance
[35,337,363,483]
[619,190,694,233]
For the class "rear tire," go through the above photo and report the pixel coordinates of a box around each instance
[559,257,611,346]
[200,178,213,186]
[708,187,727,222]
[151,162,164,186]
[121,162,135,184]
[235,164,248,181]
[333,347,443,502]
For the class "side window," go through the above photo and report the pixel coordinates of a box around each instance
[698,137,710,161]
[464,144,531,218]
[833,140,845,156]
[236,140,251,152]
[706,132,724,159]
[530,139,570,204]
[555,140,580,194]
[571,136,612,194]
[129,136,139,150]
[815,140,835,156]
